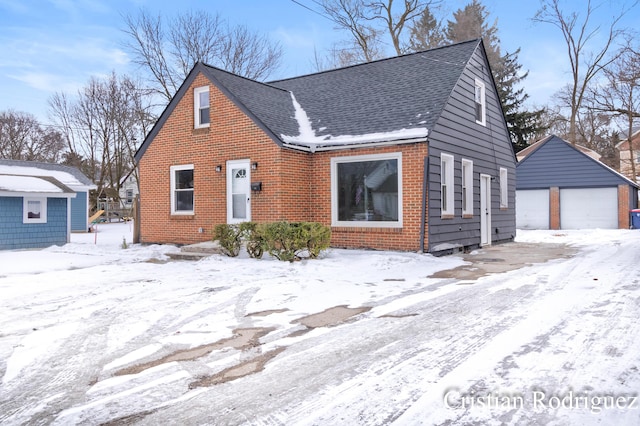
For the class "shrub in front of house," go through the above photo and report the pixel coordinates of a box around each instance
[213,221,331,261]
[212,223,244,257]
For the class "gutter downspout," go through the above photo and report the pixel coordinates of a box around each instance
[419,155,429,253]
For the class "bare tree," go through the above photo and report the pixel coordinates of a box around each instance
[533,0,632,144]
[122,9,283,102]
[588,41,640,180]
[316,0,436,66]
[48,73,154,202]
[0,110,64,162]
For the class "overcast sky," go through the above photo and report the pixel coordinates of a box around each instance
[0,0,638,125]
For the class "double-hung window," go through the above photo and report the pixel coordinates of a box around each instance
[474,78,486,126]
[331,152,402,227]
[441,153,454,217]
[23,197,46,224]
[194,86,210,128]
[462,159,473,216]
[171,165,194,214]
[500,167,508,208]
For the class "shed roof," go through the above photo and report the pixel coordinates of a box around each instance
[0,174,76,196]
[135,39,482,159]
[0,160,95,190]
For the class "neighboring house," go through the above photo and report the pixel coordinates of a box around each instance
[134,39,516,254]
[516,135,639,230]
[616,127,640,183]
[0,174,76,249]
[0,160,96,232]
[119,169,139,210]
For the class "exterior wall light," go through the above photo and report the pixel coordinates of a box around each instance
[215,165,222,172]
[251,162,258,170]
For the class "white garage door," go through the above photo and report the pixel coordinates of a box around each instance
[516,189,549,229]
[560,187,618,229]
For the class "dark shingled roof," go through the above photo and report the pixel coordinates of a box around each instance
[135,39,481,159]
[268,39,479,141]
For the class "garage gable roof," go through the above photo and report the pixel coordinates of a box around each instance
[516,135,639,190]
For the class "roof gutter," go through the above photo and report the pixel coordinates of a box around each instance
[281,136,428,153]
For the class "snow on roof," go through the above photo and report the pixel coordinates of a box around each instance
[280,93,428,151]
[0,164,93,190]
[0,175,74,194]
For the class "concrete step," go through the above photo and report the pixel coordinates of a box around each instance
[167,240,224,261]
[167,251,215,261]
[180,241,224,254]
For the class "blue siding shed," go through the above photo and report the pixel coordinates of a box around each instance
[0,174,76,250]
[0,160,95,232]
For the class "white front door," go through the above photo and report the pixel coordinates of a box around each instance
[227,160,251,224]
[480,174,492,246]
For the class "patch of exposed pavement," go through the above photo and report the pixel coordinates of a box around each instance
[429,242,576,280]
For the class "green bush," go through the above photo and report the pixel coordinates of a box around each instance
[212,221,331,261]
[261,221,331,261]
[212,223,243,257]
[242,222,265,259]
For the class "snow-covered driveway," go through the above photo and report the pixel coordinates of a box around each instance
[1,224,640,425]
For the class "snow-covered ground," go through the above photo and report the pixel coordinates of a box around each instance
[1,223,640,425]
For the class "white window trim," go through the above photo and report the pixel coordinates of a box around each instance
[500,167,508,208]
[474,78,486,126]
[170,164,194,215]
[23,197,47,224]
[331,152,403,228]
[462,159,474,216]
[441,153,455,217]
[194,86,210,129]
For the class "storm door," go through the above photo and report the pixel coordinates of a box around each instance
[227,160,251,223]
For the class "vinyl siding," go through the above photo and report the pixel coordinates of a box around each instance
[517,136,635,189]
[0,197,68,250]
[70,191,88,232]
[427,46,516,253]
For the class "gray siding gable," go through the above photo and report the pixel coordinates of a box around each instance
[517,135,639,189]
[426,41,516,253]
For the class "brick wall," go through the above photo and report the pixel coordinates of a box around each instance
[618,184,630,229]
[139,73,428,250]
[0,197,68,250]
[549,187,560,230]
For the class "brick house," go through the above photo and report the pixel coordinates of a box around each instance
[617,128,640,183]
[134,39,516,253]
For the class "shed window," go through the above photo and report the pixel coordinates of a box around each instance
[474,78,486,126]
[462,159,473,216]
[23,197,47,224]
[500,167,508,208]
[194,86,210,128]
[441,153,454,217]
[331,153,402,227]
[171,165,194,214]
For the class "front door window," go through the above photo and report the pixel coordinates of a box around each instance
[227,160,251,223]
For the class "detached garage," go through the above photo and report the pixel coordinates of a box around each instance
[516,135,639,230]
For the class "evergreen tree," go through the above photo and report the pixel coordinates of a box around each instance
[494,49,547,151]
[445,0,545,151]
[408,5,445,51]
